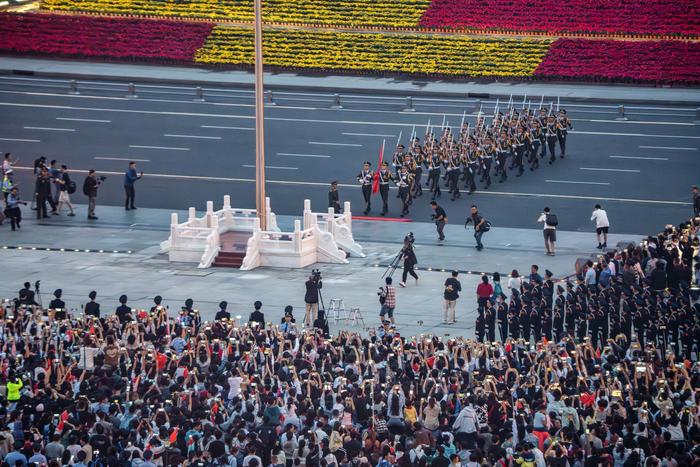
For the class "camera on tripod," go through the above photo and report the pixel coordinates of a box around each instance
[311,269,322,282]
[404,232,415,244]
[99,175,107,182]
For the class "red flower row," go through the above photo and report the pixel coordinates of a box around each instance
[534,39,700,84]
[419,0,700,36]
[0,13,214,61]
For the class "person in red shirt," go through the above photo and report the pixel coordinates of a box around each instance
[476,275,494,314]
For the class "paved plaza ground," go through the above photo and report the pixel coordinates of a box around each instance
[0,203,642,338]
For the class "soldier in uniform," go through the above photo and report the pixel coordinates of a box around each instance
[495,130,509,183]
[480,138,493,189]
[556,109,573,159]
[529,120,542,170]
[545,115,558,165]
[396,165,413,218]
[512,125,527,177]
[426,152,442,200]
[447,150,461,201]
[328,180,341,213]
[377,161,394,216]
[356,161,374,215]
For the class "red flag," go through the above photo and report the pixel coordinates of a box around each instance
[372,139,385,194]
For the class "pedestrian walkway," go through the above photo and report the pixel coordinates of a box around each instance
[0,204,642,338]
[1,56,698,104]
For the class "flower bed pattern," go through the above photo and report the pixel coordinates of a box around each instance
[0,13,213,61]
[535,39,700,85]
[420,0,700,36]
[194,27,551,77]
[41,0,431,28]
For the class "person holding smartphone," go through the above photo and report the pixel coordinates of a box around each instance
[123,161,143,211]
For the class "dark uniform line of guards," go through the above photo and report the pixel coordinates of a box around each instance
[474,272,700,363]
[356,107,573,217]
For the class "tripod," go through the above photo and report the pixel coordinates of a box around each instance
[382,247,404,279]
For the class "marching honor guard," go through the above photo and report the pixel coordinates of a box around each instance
[377,161,394,216]
[397,165,413,217]
[356,161,374,215]
[556,109,573,159]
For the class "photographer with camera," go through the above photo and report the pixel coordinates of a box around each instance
[430,201,447,242]
[399,233,418,288]
[304,270,322,327]
[378,276,396,324]
[83,169,104,220]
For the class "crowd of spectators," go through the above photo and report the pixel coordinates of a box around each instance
[0,217,698,467]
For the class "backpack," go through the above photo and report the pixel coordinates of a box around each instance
[66,180,77,194]
[378,287,387,305]
[545,213,558,227]
[481,220,492,232]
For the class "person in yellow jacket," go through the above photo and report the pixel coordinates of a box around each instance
[7,374,23,410]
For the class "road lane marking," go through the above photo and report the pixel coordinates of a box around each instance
[546,180,611,185]
[10,166,689,205]
[56,117,111,123]
[241,164,298,170]
[574,131,700,139]
[0,137,40,142]
[164,134,221,140]
[639,145,697,150]
[309,141,362,147]
[342,132,396,137]
[1,103,697,137]
[23,126,75,131]
[129,145,190,151]
[94,157,150,162]
[609,156,668,161]
[589,119,695,126]
[276,153,332,158]
[201,125,254,131]
[580,167,640,173]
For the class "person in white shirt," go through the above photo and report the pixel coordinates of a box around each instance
[507,270,523,296]
[537,207,557,256]
[590,204,610,249]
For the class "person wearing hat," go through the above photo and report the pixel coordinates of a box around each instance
[280,307,296,335]
[356,161,374,215]
[396,165,414,217]
[377,161,394,216]
[556,109,572,159]
[215,301,230,321]
[84,291,100,318]
[4,186,26,231]
[328,181,341,214]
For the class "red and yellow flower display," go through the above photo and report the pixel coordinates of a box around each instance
[41,0,431,28]
[1,13,698,84]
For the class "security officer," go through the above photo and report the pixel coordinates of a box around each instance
[328,181,341,213]
[356,161,373,215]
[377,162,394,216]
[545,115,558,164]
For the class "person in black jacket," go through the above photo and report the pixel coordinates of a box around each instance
[49,289,66,320]
[650,261,667,292]
[18,282,38,306]
[215,301,231,321]
[399,237,418,288]
[83,170,100,220]
[303,274,322,327]
[34,166,55,219]
[249,301,265,325]
[443,270,461,324]
[328,181,341,213]
[84,291,100,318]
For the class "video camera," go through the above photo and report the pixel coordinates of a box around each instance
[311,268,322,282]
[404,232,415,245]
[99,176,107,182]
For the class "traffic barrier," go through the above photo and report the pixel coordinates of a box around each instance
[615,105,629,121]
[331,93,343,109]
[265,90,277,106]
[126,82,138,99]
[402,96,416,112]
[194,86,205,102]
[68,79,79,95]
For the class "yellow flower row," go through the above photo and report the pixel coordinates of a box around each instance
[194,27,552,77]
[41,0,431,28]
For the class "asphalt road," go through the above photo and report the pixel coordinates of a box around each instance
[1,75,698,234]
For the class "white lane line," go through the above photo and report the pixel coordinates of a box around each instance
[23,126,75,132]
[241,164,298,170]
[276,152,331,159]
[56,117,111,123]
[129,145,190,151]
[580,167,640,173]
[164,134,222,140]
[0,137,40,142]
[589,119,695,126]
[609,156,668,161]
[574,130,700,139]
[342,132,397,137]
[309,141,362,147]
[546,180,611,185]
[94,157,150,162]
[201,125,254,131]
[639,145,697,150]
[10,166,689,205]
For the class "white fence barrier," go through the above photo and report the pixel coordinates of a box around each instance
[303,200,364,257]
